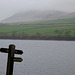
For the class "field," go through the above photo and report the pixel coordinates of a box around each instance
[30,18,75,24]
[0,18,75,40]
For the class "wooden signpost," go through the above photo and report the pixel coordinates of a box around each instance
[0,44,23,75]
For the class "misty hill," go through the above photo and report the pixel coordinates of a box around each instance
[50,12,75,20]
[2,10,75,23]
[0,22,8,26]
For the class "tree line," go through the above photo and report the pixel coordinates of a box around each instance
[0,31,75,41]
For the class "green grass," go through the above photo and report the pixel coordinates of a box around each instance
[0,25,75,37]
[30,18,75,24]
[0,18,75,38]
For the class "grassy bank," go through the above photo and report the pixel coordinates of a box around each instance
[0,19,75,40]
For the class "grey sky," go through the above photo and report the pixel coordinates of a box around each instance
[0,0,75,21]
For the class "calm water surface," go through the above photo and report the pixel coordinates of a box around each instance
[0,40,75,75]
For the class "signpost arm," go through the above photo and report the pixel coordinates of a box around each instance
[6,44,15,75]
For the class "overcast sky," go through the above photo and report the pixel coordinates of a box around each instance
[0,0,75,21]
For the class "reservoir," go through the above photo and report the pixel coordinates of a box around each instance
[0,40,75,75]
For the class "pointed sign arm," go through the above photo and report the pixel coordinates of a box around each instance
[14,57,23,62]
[0,48,23,54]
[0,48,9,53]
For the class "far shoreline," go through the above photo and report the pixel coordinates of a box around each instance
[0,37,75,41]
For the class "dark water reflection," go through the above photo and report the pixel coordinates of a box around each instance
[0,40,75,75]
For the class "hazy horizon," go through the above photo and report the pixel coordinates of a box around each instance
[0,0,75,21]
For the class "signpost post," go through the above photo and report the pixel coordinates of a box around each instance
[0,44,23,75]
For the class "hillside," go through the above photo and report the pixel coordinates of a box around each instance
[50,12,75,20]
[0,18,75,40]
[0,22,8,26]
[2,10,66,23]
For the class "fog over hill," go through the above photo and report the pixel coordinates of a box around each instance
[2,10,75,23]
